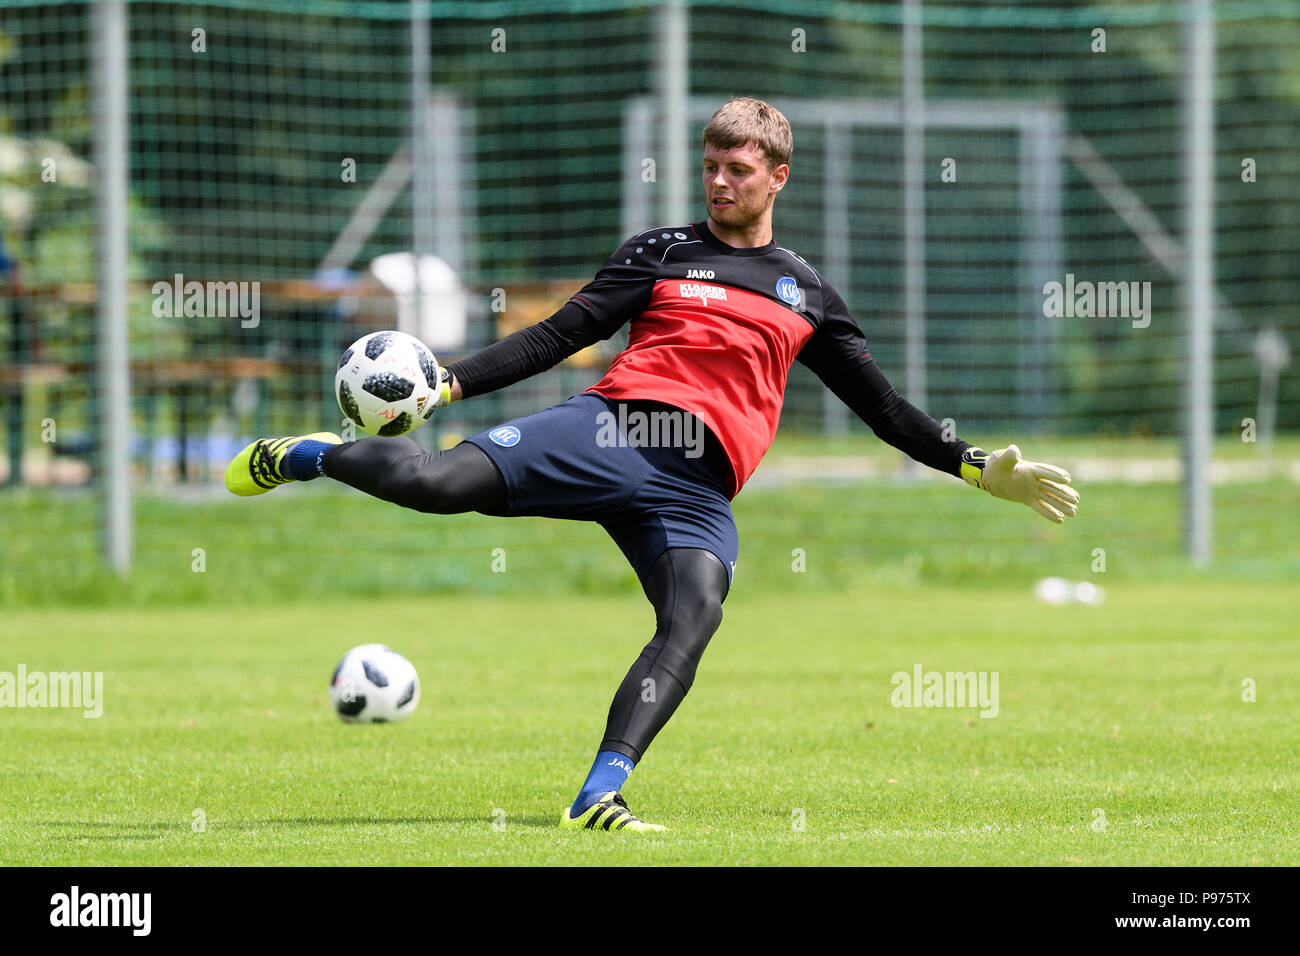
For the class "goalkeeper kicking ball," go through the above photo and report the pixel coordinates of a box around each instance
[329,644,421,723]
[335,330,442,437]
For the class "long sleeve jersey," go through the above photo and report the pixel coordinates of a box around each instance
[449,220,971,498]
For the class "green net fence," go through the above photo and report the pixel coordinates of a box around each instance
[1,0,1297,601]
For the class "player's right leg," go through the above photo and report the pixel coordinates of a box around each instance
[225,433,506,515]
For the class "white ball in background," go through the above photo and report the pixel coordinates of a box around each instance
[1034,577,1072,605]
[1074,581,1104,605]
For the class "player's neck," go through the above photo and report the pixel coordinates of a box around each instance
[705,215,773,249]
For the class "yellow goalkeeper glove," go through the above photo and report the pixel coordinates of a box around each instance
[961,445,1080,524]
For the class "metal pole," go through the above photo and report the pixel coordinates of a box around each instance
[93,0,130,573]
[430,91,463,278]
[658,0,689,225]
[1182,0,1214,565]
[410,1,432,333]
[622,96,655,239]
[822,120,850,436]
[1019,110,1064,434]
[902,0,927,413]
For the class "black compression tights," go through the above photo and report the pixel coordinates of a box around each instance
[599,547,728,762]
[322,437,729,762]
[323,436,507,513]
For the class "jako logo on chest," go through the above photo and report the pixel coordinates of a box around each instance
[686,268,715,280]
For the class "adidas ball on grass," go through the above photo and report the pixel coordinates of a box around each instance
[329,644,420,723]
[335,330,441,437]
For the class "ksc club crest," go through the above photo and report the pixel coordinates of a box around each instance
[489,425,521,447]
[776,276,803,309]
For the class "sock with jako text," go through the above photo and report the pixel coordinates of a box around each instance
[571,750,635,816]
[283,439,334,481]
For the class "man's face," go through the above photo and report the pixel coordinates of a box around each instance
[702,142,788,229]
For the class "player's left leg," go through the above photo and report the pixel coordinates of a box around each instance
[562,547,729,832]
[561,545,730,832]
[601,547,729,759]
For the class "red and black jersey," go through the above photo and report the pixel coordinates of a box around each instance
[449,221,970,498]
[572,221,859,493]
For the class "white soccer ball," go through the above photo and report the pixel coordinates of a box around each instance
[329,644,421,723]
[1074,581,1105,605]
[1034,576,1072,605]
[335,330,441,437]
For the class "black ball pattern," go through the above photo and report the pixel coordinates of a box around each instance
[395,680,417,709]
[377,412,414,437]
[361,658,389,688]
[337,379,362,425]
[362,371,414,403]
[417,346,439,388]
[335,693,366,717]
[364,331,395,360]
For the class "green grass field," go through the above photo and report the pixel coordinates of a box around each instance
[1,583,1295,865]
[1,439,1296,865]
[4,434,1298,608]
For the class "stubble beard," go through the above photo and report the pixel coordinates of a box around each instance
[709,192,771,233]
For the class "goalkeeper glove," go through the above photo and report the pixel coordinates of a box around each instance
[961,445,1080,524]
[432,366,454,410]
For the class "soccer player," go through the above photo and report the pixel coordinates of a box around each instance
[226,97,1079,833]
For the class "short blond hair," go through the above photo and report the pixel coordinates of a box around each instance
[702,97,792,169]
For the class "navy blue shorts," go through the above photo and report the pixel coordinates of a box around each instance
[464,393,738,588]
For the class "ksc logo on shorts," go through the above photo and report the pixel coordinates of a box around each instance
[489,425,521,447]
[776,276,802,309]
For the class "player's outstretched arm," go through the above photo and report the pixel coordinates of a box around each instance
[795,290,1079,524]
[959,445,1079,524]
